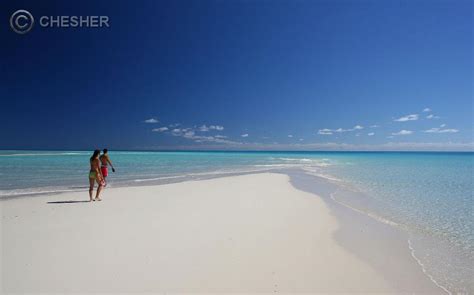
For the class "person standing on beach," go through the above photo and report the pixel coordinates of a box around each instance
[89,149,105,201]
[99,149,115,186]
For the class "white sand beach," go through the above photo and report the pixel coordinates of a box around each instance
[1,173,443,294]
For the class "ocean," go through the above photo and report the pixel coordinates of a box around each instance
[0,150,472,293]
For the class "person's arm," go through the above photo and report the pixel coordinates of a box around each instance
[107,155,115,172]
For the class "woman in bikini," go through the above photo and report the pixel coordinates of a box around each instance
[89,149,105,201]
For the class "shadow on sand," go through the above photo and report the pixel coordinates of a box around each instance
[47,200,90,204]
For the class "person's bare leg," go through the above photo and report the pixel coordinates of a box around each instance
[89,178,95,202]
[95,179,104,201]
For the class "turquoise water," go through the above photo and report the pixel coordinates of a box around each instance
[320,153,473,294]
[0,150,472,293]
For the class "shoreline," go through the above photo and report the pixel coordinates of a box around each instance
[290,169,473,294]
[1,172,447,293]
[0,169,274,200]
[288,169,450,294]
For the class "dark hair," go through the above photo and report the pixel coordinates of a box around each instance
[103,149,108,154]
[90,149,101,162]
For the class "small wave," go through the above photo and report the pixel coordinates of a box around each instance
[186,168,268,177]
[0,152,85,157]
[302,169,343,182]
[134,168,271,182]
[254,164,301,168]
[408,239,452,295]
[279,157,312,162]
[329,192,400,227]
[276,158,332,167]
[315,173,342,182]
[134,175,186,182]
[0,186,87,198]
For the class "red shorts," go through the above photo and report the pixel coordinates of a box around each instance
[101,166,108,177]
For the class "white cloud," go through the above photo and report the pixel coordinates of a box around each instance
[370,125,379,128]
[210,125,224,131]
[422,108,431,112]
[198,125,224,132]
[172,128,239,144]
[170,128,191,136]
[318,125,363,135]
[318,129,333,135]
[152,123,236,145]
[392,130,413,136]
[394,114,419,122]
[423,127,459,133]
[355,133,360,137]
[169,123,180,128]
[241,134,249,138]
[152,127,168,132]
[183,131,195,138]
[426,114,440,119]
[299,138,304,141]
[144,118,159,123]
[368,132,375,136]
[288,135,293,138]
[198,125,210,132]
[440,124,446,128]
[195,135,239,144]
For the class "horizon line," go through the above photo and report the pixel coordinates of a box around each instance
[1,148,473,153]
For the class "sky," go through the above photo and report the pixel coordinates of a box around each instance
[2,0,473,151]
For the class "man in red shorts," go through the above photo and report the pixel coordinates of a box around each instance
[99,149,115,186]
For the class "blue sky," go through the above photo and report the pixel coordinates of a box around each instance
[2,0,472,151]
